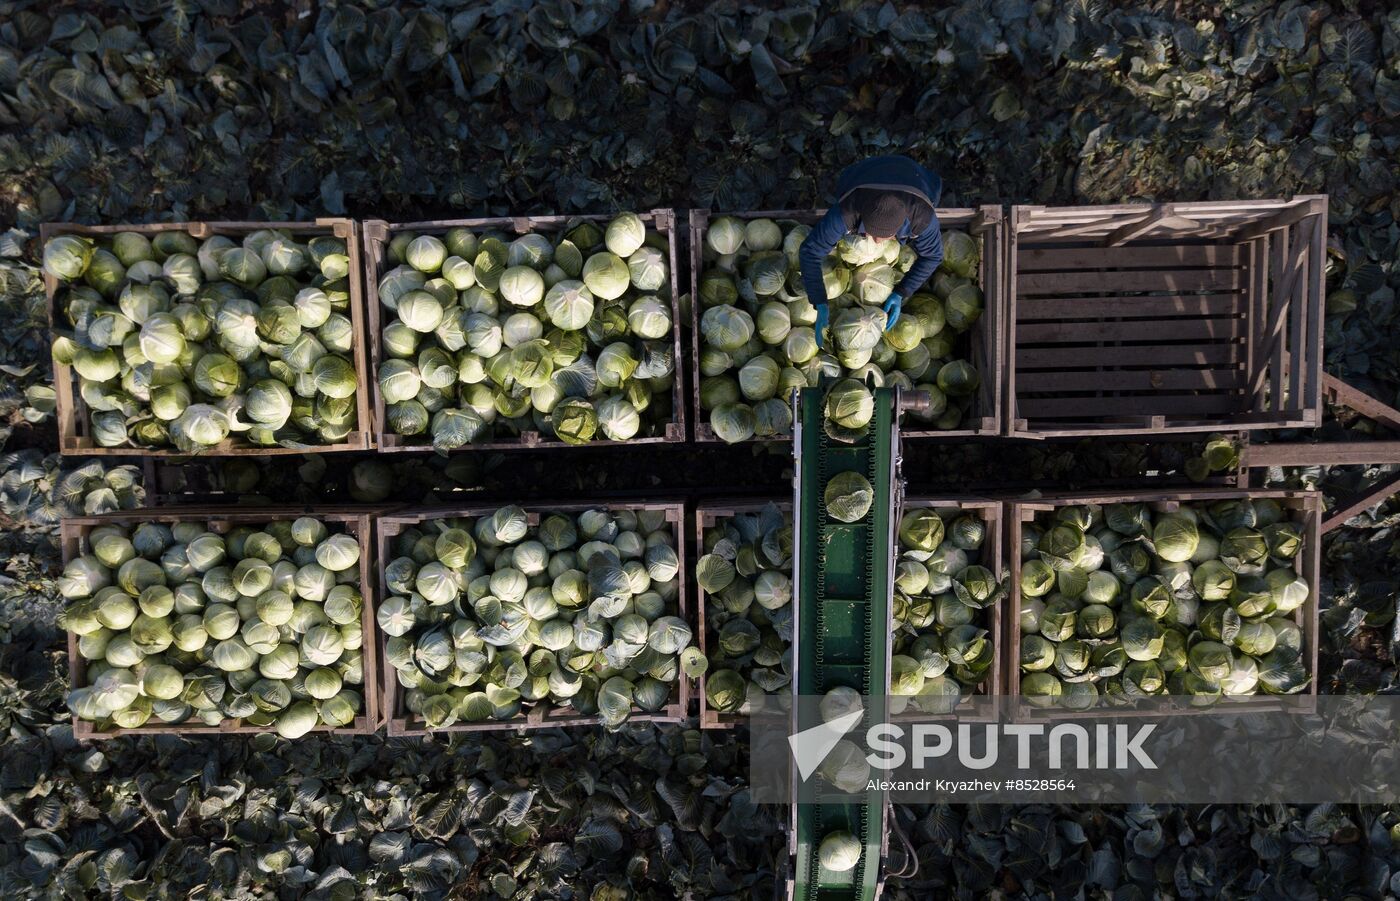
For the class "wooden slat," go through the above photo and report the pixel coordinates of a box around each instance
[978,205,1004,433]
[1016,203,1297,235]
[1102,206,1169,246]
[1269,218,1313,328]
[1019,393,1244,418]
[1289,233,1307,413]
[1248,236,1268,405]
[1022,369,1246,393]
[689,209,706,444]
[1321,470,1400,533]
[1307,211,1326,413]
[1015,318,1247,344]
[1019,211,1241,228]
[1017,245,1243,270]
[1322,374,1400,430]
[1017,344,1242,368]
[1019,217,1278,240]
[1017,200,1294,224]
[1247,441,1400,467]
[1005,221,1019,437]
[1265,226,1282,405]
[1016,294,1242,320]
[1194,226,1254,240]
[1023,219,1126,240]
[1029,414,1312,437]
[1168,200,1304,215]
[1017,270,1244,294]
[1013,416,1164,430]
[1236,197,1327,242]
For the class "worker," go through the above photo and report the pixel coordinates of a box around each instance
[799,154,944,349]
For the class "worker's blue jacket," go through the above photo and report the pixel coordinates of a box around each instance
[798,155,944,307]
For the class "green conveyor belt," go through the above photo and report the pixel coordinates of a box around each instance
[791,385,900,901]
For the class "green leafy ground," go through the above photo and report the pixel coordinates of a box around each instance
[1,1,1399,897]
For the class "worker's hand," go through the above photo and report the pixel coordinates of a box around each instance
[813,304,830,350]
[881,293,902,330]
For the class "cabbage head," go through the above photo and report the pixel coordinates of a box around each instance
[824,472,874,524]
[824,379,874,430]
[819,832,861,872]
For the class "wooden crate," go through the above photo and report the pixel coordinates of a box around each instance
[1005,488,1322,720]
[62,505,382,739]
[695,499,788,728]
[695,497,1005,728]
[377,500,691,735]
[890,497,1004,724]
[42,219,373,456]
[1005,197,1327,437]
[689,207,1004,443]
[361,211,686,452]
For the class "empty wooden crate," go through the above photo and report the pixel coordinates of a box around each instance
[1006,197,1327,437]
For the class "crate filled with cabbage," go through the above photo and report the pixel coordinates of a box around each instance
[42,221,370,455]
[58,509,378,738]
[889,501,1004,720]
[695,499,1003,727]
[365,212,684,452]
[1009,490,1320,715]
[376,503,695,733]
[689,208,1002,443]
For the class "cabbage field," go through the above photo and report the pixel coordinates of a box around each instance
[3,1,1400,898]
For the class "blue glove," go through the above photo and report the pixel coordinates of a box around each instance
[882,292,902,330]
[813,304,830,350]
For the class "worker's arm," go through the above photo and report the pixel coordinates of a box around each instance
[798,204,849,308]
[893,213,944,299]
